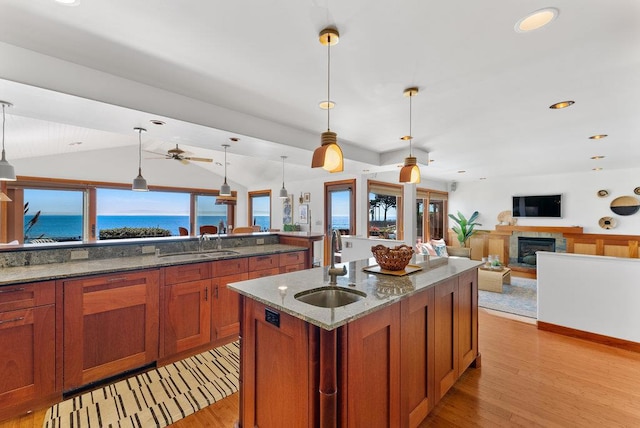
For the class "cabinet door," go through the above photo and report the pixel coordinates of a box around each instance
[278,251,305,267]
[0,305,56,418]
[433,277,458,400]
[346,303,401,427]
[248,254,278,271]
[163,279,211,357]
[164,262,211,285]
[212,272,247,343]
[401,286,435,427]
[63,270,159,390]
[248,267,281,279]
[457,269,478,371]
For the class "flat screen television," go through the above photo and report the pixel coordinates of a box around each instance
[512,194,562,218]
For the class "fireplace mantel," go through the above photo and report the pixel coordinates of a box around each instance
[495,225,583,234]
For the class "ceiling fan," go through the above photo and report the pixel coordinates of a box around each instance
[146,144,213,165]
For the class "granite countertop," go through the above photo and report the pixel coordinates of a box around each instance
[0,244,304,286]
[228,256,482,331]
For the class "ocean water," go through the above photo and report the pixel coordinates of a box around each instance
[24,215,272,241]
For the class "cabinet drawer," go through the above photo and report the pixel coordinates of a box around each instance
[248,267,281,279]
[279,251,305,267]
[165,262,211,284]
[280,263,305,274]
[213,258,248,276]
[0,281,54,312]
[249,254,278,271]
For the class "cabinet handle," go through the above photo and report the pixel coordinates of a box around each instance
[215,286,219,299]
[0,316,24,325]
[205,287,208,301]
[257,256,271,261]
[107,277,128,283]
[0,287,25,294]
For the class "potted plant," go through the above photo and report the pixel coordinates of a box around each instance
[448,211,481,248]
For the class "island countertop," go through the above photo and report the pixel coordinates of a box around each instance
[228,256,481,330]
[0,244,305,286]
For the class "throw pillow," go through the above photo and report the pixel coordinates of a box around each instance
[417,242,437,256]
[434,244,449,257]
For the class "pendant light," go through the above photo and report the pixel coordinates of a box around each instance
[132,127,149,191]
[279,155,289,199]
[219,144,231,196]
[311,27,344,173]
[0,101,16,181]
[399,87,421,184]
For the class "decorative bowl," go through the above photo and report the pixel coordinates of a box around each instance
[371,244,414,271]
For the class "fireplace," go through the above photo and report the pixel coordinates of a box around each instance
[517,237,555,265]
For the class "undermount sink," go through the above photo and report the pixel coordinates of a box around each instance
[158,250,240,258]
[294,287,366,308]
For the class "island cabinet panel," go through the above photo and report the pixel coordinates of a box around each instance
[240,298,311,428]
[0,281,56,421]
[457,269,478,372]
[279,251,306,273]
[161,279,211,357]
[434,277,459,400]
[62,269,160,391]
[400,286,436,427]
[345,304,401,427]
[248,254,280,279]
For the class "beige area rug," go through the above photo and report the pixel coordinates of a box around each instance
[43,341,239,428]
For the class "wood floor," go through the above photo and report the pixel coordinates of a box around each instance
[3,309,640,427]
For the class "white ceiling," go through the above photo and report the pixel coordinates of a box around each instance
[0,0,638,187]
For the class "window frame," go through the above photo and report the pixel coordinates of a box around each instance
[248,190,272,231]
[367,179,403,241]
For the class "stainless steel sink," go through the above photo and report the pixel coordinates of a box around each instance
[202,250,240,257]
[158,250,240,258]
[294,287,366,308]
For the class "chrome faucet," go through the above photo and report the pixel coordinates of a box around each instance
[198,233,210,252]
[328,229,347,285]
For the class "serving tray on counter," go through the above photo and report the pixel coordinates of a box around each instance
[362,264,423,276]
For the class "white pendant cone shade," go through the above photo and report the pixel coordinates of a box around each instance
[219,144,231,196]
[0,101,16,181]
[279,155,288,198]
[311,28,343,173]
[132,127,148,191]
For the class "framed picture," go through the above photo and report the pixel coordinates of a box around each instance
[282,194,293,225]
[303,192,311,203]
[299,204,309,224]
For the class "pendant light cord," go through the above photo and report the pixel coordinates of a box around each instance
[1,103,6,158]
[223,146,228,184]
[327,34,331,131]
[282,156,285,187]
[137,128,142,173]
[409,91,413,157]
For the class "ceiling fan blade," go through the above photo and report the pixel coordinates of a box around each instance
[144,150,170,157]
[180,159,190,165]
[184,157,213,163]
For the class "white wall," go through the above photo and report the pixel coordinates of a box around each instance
[538,252,640,343]
[448,168,640,235]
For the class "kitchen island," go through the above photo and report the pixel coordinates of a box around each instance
[229,256,481,427]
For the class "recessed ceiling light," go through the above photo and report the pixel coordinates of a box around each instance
[479,177,487,180]
[592,167,603,171]
[215,162,223,167]
[229,137,240,142]
[69,141,82,146]
[150,119,165,126]
[54,0,80,5]
[457,170,466,174]
[590,155,605,160]
[589,134,608,140]
[515,8,559,33]
[549,100,574,109]
[319,101,335,110]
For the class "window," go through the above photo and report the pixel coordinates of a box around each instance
[196,195,230,233]
[368,180,403,240]
[324,180,356,264]
[96,189,190,239]
[416,188,448,241]
[23,189,84,243]
[248,190,271,231]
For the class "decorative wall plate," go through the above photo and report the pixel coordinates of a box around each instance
[598,216,616,230]
[597,189,609,198]
[610,195,640,216]
[635,187,640,195]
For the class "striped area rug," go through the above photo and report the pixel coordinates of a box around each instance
[43,341,239,428]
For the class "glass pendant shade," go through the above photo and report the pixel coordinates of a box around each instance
[0,101,16,181]
[399,156,421,184]
[132,127,149,191]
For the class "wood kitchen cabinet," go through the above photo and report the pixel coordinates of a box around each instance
[162,263,212,358]
[0,281,56,420]
[248,254,280,279]
[62,269,159,391]
[279,251,306,273]
[212,258,248,344]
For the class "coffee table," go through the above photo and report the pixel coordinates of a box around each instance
[478,267,511,293]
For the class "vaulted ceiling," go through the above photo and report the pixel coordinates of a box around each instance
[0,0,638,187]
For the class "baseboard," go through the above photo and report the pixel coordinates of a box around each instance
[537,321,640,354]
